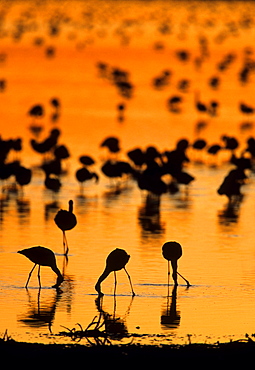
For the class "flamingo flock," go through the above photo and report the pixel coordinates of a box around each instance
[1,1,255,304]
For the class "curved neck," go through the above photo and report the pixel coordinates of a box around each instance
[95,267,111,294]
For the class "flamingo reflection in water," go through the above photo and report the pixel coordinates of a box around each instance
[162,241,190,287]
[54,199,77,256]
[94,295,133,341]
[18,245,64,289]
[95,248,135,297]
[161,285,181,329]
[18,285,63,333]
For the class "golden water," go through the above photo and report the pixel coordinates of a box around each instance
[1,0,255,346]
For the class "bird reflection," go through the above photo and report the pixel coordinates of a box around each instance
[161,285,181,329]
[16,197,30,225]
[95,294,133,340]
[18,287,63,332]
[44,200,60,221]
[137,197,165,234]
[217,196,242,225]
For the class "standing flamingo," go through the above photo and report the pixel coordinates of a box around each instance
[95,248,135,297]
[18,246,63,288]
[54,200,77,256]
[162,241,190,287]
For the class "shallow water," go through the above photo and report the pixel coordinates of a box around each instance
[1,0,255,346]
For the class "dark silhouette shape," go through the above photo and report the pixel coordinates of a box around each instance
[127,147,145,168]
[54,200,77,256]
[207,144,221,155]
[243,137,255,159]
[152,69,171,89]
[194,91,207,113]
[18,246,63,288]
[177,78,190,92]
[222,135,239,155]
[207,144,222,166]
[217,53,236,72]
[0,78,6,92]
[18,286,62,332]
[117,103,126,122]
[218,199,241,225]
[208,76,220,90]
[50,98,61,122]
[161,285,180,328]
[176,49,190,62]
[14,165,32,188]
[101,160,134,188]
[54,145,70,161]
[239,102,254,114]
[162,241,190,286]
[44,173,61,193]
[239,121,253,132]
[28,104,44,121]
[42,158,62,177]
[50,98,60,110]
[194,120,208,136]
[75,167,99,192]
[110,67,134,99]
[163,139,194,190]
[12,138,22,156]
[167,95,183,113]
[192,138,207,163]
[79,155,95,166]
[95,248,135,297]
[100,137,120,153]
[45,46,56,58]
[138,199,165,234]
[217,166,248,203]
[136,165,167,197]
[209,100,219,116]
[192,139,207,150]
[30,128,60,159]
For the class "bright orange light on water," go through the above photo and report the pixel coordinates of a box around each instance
[1,0,255,346]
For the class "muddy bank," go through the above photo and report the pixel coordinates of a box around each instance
[1,338,254,366]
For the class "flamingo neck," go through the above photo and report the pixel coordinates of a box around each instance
[95,267,111,294]
[68,200,73,213]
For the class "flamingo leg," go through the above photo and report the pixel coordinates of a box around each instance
[37,265,41,288]
[63,231,69,256]
[25,263,37,288]
[124,267,135,296]
[114,271,117,296]
[167,260,170,286]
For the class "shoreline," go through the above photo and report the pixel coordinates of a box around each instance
[1,336,255,365]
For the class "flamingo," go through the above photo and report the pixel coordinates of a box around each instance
[54,200,77,256]
[162,241,190,287]
[95,248,135,297]
[18,246,63,289]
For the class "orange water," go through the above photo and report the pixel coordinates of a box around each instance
[1,0,255,346]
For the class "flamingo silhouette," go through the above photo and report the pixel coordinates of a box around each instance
[95,248,135,297]
[162,241,190,287]
[18,246,63,289]
[54,200,77,256]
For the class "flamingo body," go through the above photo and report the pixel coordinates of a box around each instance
[162,241,182,285]
[18,246,63,288]
[95,248,135,297]
[54,200,77,255]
